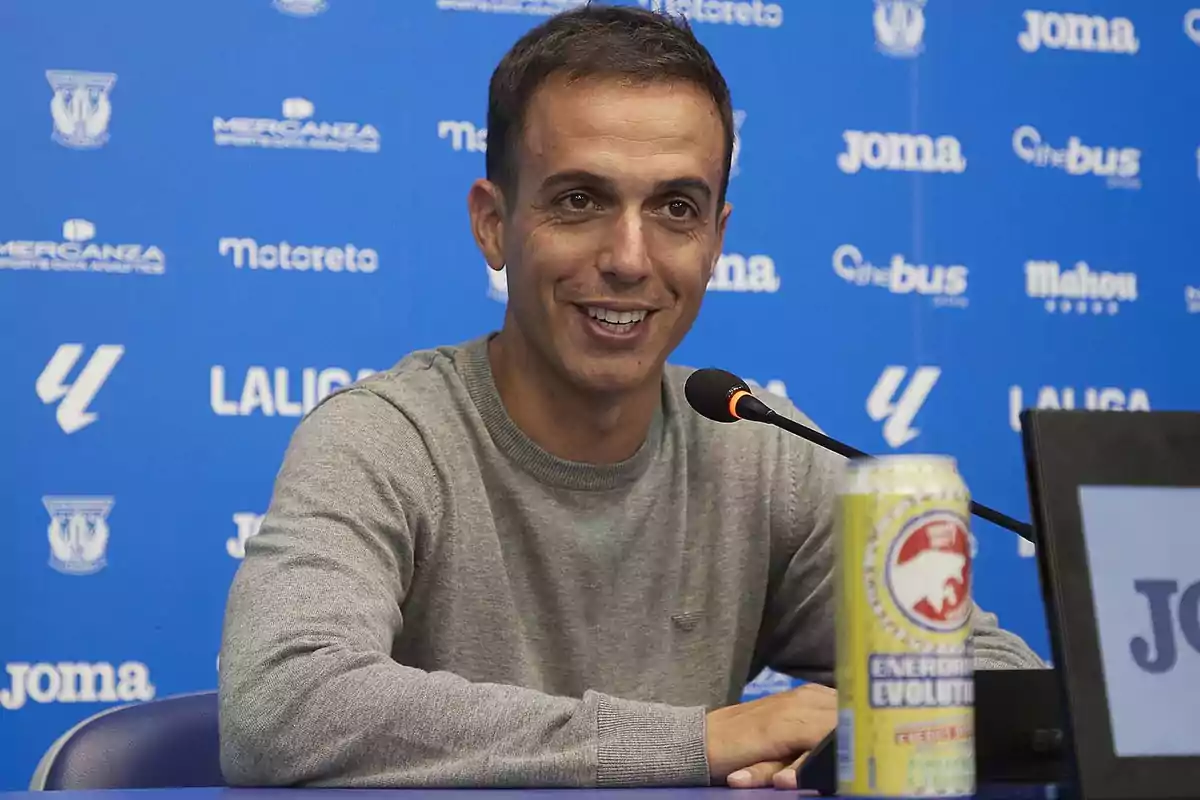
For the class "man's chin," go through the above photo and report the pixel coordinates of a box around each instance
[565,358,662,397]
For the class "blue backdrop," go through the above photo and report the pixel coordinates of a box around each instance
[3,0,1199,789]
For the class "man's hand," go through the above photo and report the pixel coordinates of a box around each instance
[705,682,837,788]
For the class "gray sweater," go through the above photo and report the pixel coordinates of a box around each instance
[218,334,1042,789]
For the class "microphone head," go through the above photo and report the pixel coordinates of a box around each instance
[684,368,751,423]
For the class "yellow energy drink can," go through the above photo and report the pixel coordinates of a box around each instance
[835,455,975,798]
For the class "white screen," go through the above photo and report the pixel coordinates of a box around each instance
[1078,486,1200,758]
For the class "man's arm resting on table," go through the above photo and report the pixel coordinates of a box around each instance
[217,389,709,789]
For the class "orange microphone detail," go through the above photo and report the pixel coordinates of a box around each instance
[727,389,751,421]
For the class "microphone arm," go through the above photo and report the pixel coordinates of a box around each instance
[753,404,1037,544]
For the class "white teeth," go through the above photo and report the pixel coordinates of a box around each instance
[585,306,648,325]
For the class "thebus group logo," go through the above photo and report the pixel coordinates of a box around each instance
[833,244,968,308]
[1012,126,1140,190]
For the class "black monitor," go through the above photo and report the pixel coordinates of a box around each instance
[1021,409,1200,800]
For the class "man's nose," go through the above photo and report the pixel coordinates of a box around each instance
[599,209,653,283]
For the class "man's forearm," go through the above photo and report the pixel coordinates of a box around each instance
[218,639,710,788]
[969,604,1047,669]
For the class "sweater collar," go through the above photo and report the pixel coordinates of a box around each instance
[457,334,665,492]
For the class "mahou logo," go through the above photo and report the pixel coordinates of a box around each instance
[838,130,966,174]
[0,661,155,711]
[886,514,972,632]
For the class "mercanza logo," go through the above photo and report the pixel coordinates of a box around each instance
[833,244,967,308]
[1018,10,1139,54]
[1187,286,1200,314]
[637,0,783,28]
[0,219,165,275]
[708,253,779,293]
[0,661,154,711]
[214,97,379,153]
[37,344,124,434]
[218,237,377,273]
[436,0,587,14]
[211,366,377,417]
[228,512,265,559]
[1131,579,1200,674]
[1009,386,1150,432]
[1012,126,1140,189]
[867,366,940,448]
[1025,259,1137,315]
[838,130,965,174]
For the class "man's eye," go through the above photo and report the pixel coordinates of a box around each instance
[560,192,597,212]
[665,199,697,219]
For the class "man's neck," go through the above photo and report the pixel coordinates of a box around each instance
[487,330,660,465]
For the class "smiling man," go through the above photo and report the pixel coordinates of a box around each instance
[218,4,1043,791]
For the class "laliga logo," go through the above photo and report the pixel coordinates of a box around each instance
[887,514,972,632]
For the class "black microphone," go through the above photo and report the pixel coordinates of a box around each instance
[683,367,1036,544]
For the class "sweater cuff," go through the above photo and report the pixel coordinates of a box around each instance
[594,694,710,787]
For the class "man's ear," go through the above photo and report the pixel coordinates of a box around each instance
[468,178,507,271]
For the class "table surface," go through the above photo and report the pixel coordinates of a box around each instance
[0,786,1059,800]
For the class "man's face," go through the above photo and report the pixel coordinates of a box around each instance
[494,75,730,396]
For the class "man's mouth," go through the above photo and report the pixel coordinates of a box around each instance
[582,305,651,333]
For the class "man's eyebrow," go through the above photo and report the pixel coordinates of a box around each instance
[653,177,713,203]
[538,171,714,203]
[538,170,618,194]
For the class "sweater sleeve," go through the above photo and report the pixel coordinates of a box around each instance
[217,388,710,789]
[750,397,1046,686]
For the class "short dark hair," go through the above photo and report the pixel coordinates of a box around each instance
[485,3,735,212]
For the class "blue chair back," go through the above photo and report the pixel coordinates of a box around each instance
[30,691,223,790]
